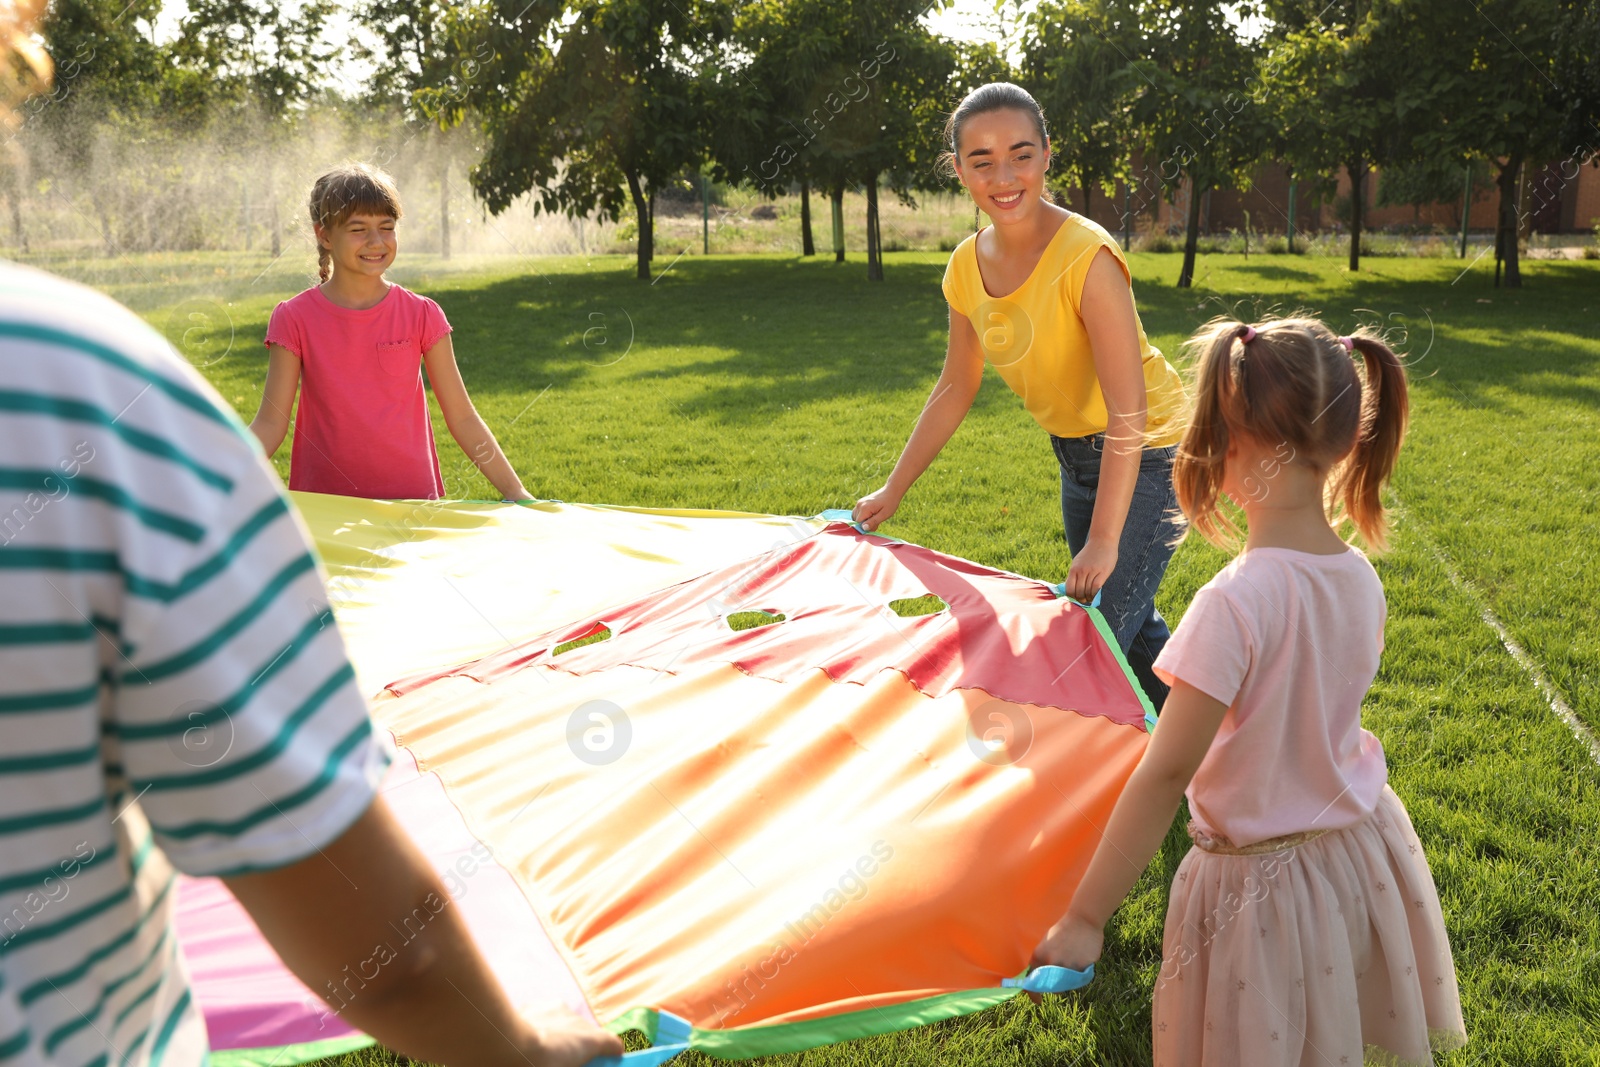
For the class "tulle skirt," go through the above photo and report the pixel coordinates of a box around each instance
[1153,785,1467,1066]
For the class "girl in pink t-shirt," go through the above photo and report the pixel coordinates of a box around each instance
[249,163,530,502]
[1032,317,1466,1064]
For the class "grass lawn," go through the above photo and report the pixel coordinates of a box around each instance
[56,242,1600,1064]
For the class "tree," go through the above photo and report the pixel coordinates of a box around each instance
[355,0,464,257]
[1372,0,1600,287]
[1125,0,1265,287]
[711,0,954,277]
[172,0,338,256]
[1261,0,1412,273]
[34,0,173,252]
[456,0,732,282]
[790,8,951,281]
[1021,0,1136,220]
[707,0,833,257]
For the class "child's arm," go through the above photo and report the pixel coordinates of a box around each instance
[249,344,302,456]
[1031,679,1229,971]
[423,334,533,501]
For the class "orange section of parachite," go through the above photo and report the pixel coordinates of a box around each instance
[390,526,1146,731]
[378,663,1144,1029]
[375,529,1150,1030]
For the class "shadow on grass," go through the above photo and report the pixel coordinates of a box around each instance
[422,256,961,420]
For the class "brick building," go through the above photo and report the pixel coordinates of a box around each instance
[1053,154,1600,237]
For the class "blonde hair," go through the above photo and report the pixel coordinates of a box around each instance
[307,163,404,283]
[1173,316,1409,551]
[0,0,51,132]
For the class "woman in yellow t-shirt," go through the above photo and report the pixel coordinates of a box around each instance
[852,82,1187,709]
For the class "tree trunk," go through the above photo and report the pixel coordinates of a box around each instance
[865,173,883,281]
[1081,178,1092,219]
[831,185,845,263]
[268,158,281,259]
[1495,153,1523,289]
[1177,179,1204,288]
[439,157,451,260]
[1347,158,1365,273]
[8,186,25,253]
[800,179,815,256]
[626,170,652,281]
[97,198,116,257]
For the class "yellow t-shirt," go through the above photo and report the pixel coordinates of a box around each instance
[941,214,1187,445]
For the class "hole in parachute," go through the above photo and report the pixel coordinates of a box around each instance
[726,610,786,632]
[889,594,947,617]
[553,623,612,655]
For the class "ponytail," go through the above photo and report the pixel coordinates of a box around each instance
[317,243,332,284]
[1338,333,1409,551]
[1176,315,1410,554]
[1173,320,1253,548]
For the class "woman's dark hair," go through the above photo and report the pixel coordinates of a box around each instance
[939,82,1050,179]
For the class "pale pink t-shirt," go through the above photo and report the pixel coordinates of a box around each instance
[264,284,449,499]
[1153,546,1389,847]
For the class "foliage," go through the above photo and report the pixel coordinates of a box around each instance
[1259,0,1406,272]
[1020,0,1138,215]
[718,0,954,279]
[447,0,733,281]
[1374,157,1493,211]
[1122,0,1266,287]
[1368,0,1600,287]
[23,0,1600,289]
[169,0,338,120]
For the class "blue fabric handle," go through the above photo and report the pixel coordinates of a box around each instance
[585,1010,692,1067]
[1049,582,1102,610]
[1002,963,1095,993]
[818,507,868,533]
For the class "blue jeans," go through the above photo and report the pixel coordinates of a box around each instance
[1051,432,1181,710]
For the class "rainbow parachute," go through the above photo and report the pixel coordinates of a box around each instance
[176,495,1154,1065]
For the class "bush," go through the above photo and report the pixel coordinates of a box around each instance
[1138,231,1181,253]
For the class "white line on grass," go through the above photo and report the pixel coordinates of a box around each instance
[1400,505,1600,768]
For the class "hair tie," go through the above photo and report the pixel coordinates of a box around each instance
[1338,335,1355,352]
[1239,326,1257,343]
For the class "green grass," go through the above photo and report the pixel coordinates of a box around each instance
[49,244,1600,1063]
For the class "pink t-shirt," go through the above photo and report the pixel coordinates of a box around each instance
[264,284,450,499]
[1153,546,1389,847]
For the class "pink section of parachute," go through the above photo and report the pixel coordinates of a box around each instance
[175,742,593,1052]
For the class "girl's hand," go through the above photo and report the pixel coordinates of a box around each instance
[1065,538,1117,601]
[853,485,903,532]
[1031,911,1105,973]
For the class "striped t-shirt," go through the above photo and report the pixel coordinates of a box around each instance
[0,262,391,1067]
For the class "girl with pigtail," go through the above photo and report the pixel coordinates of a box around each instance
[249,162,530,502]
[1032,318,1467,1065]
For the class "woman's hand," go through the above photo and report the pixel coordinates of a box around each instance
[853,485,904,532]
[1064,538,1117,601]
[517,1001,623,1067]
[1031,911,1105,973]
